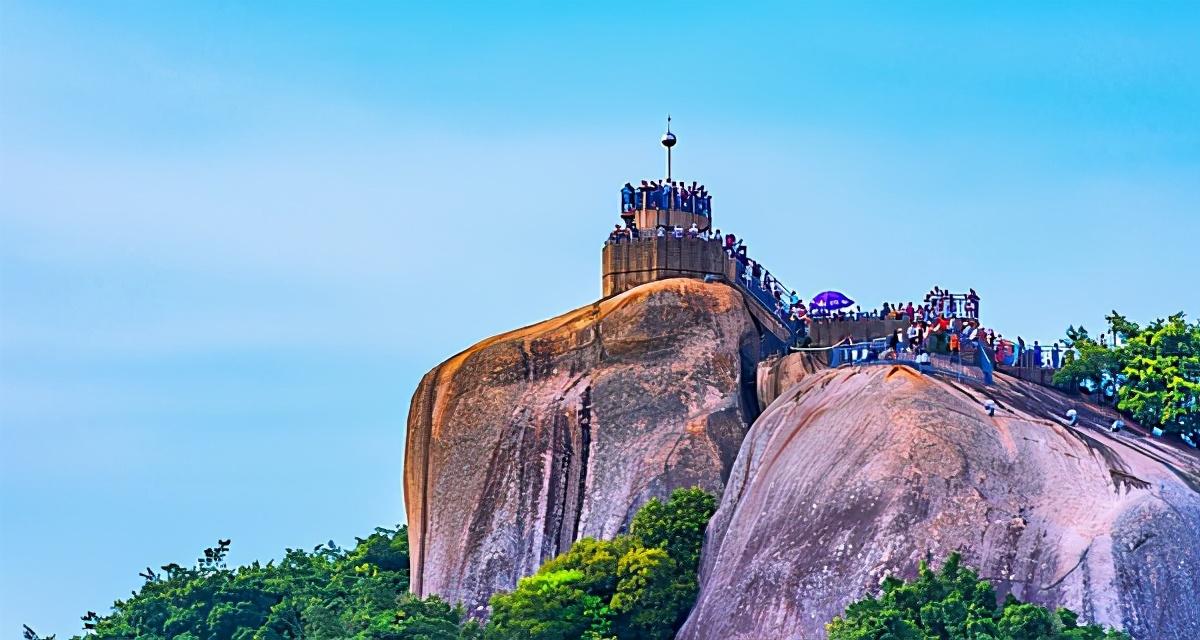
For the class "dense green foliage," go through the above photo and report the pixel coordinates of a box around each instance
[826,553,1130,640]
[1055,325,1122,395]
[44,489,715,640]
[486,487,717,640]
[54,527,480,640]
[1055,311,1200,434]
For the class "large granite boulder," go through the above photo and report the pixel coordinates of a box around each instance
[404,279,763,613]
[679,364,1200,640]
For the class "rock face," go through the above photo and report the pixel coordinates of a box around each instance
[404,279,764,612]
[757,352,825,408]
[678,363,1200,640]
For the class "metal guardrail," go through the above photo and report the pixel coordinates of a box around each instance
[728,258,807,341]
[830,339,992,385]
[603,229,719,245]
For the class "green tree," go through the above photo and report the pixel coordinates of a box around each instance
[67,526,477,640]
[1117,313,1200,434]
[485,487,717,640]
[1104,311,1141,345]
[1055,311,1200,434]
[826,553,1130,640]
[998,601,1058,639]
[629,487,716,572]
[486,570,610,640]
[1054,325,1122,396]
[609,546,683,640]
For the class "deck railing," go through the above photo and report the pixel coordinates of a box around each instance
[603,228,718,244]
[830,338,992,385]
[728,257,808,342]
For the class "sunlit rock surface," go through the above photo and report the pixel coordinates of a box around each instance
[678,364,1200,640]
[404,279,763,613]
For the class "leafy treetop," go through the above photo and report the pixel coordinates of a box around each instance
[485,487,717,640]
[1055,311,1200,434]
[827,553,1130,640]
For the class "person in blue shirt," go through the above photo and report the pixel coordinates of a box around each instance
[621,182,635,211]
[636,180,650,209]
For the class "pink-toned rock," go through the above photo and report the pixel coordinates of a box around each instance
[757,351,825,408]
[404,279,763,613]
[679,365,1200,640]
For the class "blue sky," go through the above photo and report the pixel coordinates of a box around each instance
[2,1,1198,636]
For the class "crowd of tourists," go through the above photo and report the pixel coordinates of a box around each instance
[874,316,979,359]
[827,288,980,323]
[603,219,1071,365]
[620,180,712,215]
[924,286,980,319]
[871,310,1065,369]
[819,288,1062,370]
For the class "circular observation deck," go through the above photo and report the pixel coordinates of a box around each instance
[618,181,714,231]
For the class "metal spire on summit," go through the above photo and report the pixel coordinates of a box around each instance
[661,114,677,181]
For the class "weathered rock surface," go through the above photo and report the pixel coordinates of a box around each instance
[404,279,764,612]
[757,351,825,408]
[678,364,1200,640]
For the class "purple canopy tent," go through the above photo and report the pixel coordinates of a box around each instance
[811,290,854,311]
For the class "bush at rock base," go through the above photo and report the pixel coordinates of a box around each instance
[485,487,717,640]
[826,553,1130,640]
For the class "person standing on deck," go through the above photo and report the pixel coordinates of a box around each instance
[636,180,650,209]
[621,182,635,212]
